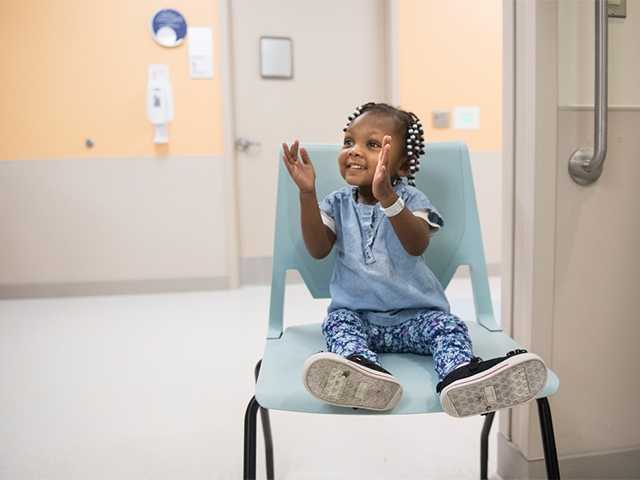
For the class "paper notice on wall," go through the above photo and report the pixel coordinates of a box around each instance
[188,27,213,78]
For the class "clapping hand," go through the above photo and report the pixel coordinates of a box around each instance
[282,140,316,194]
[372,135,395,204]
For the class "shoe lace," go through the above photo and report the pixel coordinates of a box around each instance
[506,349,528,358]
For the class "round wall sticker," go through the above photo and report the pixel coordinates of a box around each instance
[151,9,187,47]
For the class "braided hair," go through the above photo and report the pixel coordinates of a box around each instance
[342,102,425,186]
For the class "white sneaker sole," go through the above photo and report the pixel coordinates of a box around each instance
[302,352,403,411]
[440,353,547,418]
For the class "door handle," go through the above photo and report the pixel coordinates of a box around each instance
[568,0,608,185]
[235,137,261,152]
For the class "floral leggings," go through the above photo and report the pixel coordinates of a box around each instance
[322,308,474,380]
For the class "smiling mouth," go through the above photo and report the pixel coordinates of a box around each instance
[347,164,366,170]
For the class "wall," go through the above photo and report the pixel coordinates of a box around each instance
[396,0,503,267]
[0,0,223,158]
[0,0,503,291]
[0,0,232,295]
[559,0,640,107]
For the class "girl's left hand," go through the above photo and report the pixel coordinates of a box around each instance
[372,135,396,204]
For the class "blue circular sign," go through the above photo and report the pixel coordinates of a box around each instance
[151,9,187,47]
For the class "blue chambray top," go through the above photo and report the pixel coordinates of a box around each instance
[319,178,450,327]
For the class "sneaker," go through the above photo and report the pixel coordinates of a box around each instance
[437,350,547,418]
[302,352,403,411]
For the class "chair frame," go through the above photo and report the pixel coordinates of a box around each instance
[243,143,560,479]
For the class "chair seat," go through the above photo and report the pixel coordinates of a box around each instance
[255,322,559,415]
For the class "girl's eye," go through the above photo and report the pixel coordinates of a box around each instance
[343,138,353,147]
[368,141,381,148]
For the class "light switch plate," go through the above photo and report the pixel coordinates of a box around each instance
[432,110,450,129]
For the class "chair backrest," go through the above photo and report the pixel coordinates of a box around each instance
[267,142,499,339]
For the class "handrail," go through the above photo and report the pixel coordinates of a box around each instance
[568,0,608,185]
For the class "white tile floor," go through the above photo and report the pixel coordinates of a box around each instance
[0,277,502,480]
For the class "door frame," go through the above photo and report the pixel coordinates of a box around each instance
[501,0,516,444]
[509,0,559,461]
[219,0,240,288]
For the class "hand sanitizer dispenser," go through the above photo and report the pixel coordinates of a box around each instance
[146,64,174,144]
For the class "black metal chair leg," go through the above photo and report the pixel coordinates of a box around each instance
[244,396,260,480]
[537,398,561,480]
[480,411,495,479]
[259,408,274,479]
[254,360,263,382]
[254,360,274,480]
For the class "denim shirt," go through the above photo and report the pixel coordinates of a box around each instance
[319,178,450,327]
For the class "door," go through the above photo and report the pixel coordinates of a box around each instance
[553,0,639,461]
[229,0,387,280]
[503,1,640,476]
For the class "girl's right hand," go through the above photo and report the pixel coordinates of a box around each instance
[282,140,316,194]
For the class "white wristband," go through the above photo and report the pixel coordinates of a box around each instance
[382,196,405,217]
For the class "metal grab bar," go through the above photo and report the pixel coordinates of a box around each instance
[568,0,608,185]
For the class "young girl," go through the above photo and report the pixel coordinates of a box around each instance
[281,102,547,417]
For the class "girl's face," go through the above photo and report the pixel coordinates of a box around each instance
[339,112,408,187]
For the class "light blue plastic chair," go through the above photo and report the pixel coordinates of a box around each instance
[244,142,560,479]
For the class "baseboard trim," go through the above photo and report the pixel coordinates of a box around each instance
[0,277,230,299]
[497,433,640,479]
[240,256,501,285]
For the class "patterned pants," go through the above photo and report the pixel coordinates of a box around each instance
[322,308,474,380]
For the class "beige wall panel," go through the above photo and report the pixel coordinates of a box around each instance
[553,110,640,454]
[0,156,228,286]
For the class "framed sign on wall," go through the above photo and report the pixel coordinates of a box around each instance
[260,36,293,79]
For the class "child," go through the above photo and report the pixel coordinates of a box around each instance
[281,102,547,417]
